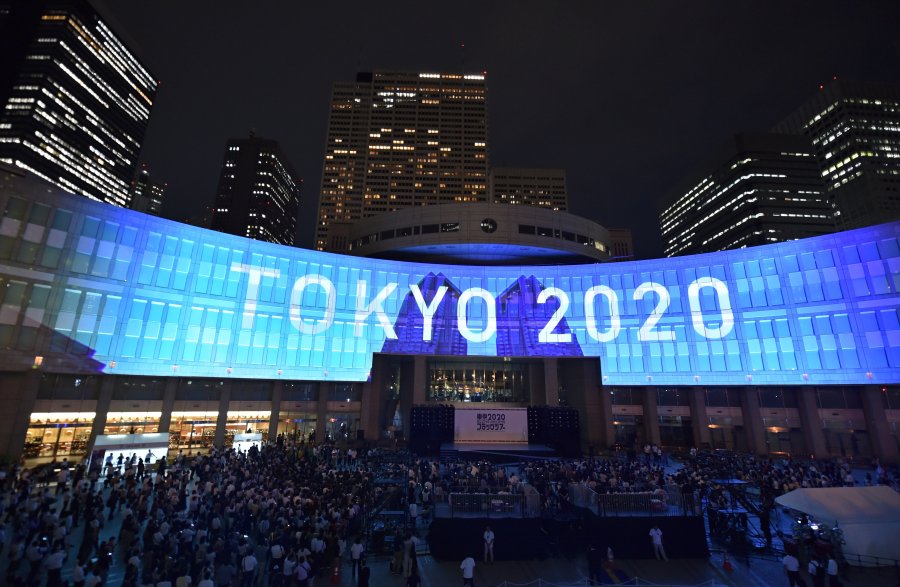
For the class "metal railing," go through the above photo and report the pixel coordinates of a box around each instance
[447,492,534,518]
[569,483,700,517]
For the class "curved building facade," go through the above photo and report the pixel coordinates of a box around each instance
[348,203,610,265]
[1,169,899,464]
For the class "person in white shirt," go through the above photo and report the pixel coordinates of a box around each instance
[460,556,476,586]
[241,553,258,587]
[827,555,841,586]
[350,536,365,578]
[649,525,668,561]
[782,553,801,586]
[483,526,495,564]
[197,570,214,587]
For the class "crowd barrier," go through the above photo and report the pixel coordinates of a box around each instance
[447,492,534,518]
[569,482,700,517]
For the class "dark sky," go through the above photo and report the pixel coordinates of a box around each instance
[102,1,900,259]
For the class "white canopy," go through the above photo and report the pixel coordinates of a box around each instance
[775,486,900,565]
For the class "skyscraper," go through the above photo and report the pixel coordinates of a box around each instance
[774,80,900,230]
[129,164,166,216]
[0,0,157,207]
[315,71,489,252]
[658,133,833,257]
[210,135,300,247]
[490,167,567,211]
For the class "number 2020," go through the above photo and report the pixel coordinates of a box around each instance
[538,276,734,343]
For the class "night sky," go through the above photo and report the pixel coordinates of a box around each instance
[102,1,900,259]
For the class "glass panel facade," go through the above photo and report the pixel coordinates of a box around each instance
[657,388,691,406]
[610,388,642,405]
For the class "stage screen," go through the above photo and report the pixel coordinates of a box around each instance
[1,184,900,385]
[454,408,529,444]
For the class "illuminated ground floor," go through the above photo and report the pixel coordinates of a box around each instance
[1,354,899,465]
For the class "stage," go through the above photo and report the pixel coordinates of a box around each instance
[440,442,556,460]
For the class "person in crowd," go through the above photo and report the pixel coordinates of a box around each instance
[483,525,494,564]
[460,554,476,586]
[649,524,668,562]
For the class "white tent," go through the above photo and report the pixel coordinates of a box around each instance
[775,486,900,566]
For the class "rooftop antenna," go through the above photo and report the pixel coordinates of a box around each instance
[459,40,466,72]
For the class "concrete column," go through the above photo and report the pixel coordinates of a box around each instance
[213,382,231,449]
[0,371,40,461]
[543,358,559,406]
[86,376,115,453]
[598,383,615,449]
[316,383,329,443]
[528,362,544,405]
[740,388,767,455]
[797,387,827,458]
[360,357,387,441]
[158,378,178,432]
[412,355,427,405]
[397,361,416,440]
[567,359,609,450]
[689,387,711,449]
[642,388,661,446]
[268,381,282,442]
[861,385,898,464]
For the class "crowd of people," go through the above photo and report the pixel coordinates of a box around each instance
[0,438,898,586]
[0,439,382,587]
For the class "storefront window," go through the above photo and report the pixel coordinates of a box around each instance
[277,412,316,443]
[761,417,806,456]
[613,415,643,446]
[224,407,271,447]
[427,360,528,402]
[25,412,95,461]
[102,412,161,435]
[325,413,358,442]
[707,416,747,451]
[169,407,218,455]
[658,415,694,448]
[823,419,872,458]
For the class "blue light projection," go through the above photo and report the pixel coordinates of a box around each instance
[0,189,899,385]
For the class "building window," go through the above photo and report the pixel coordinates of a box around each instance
[441,223,460,233]
[480,218,497,233]
[518,225,536,235]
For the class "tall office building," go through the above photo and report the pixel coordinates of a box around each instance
[607,227,634,260]
[129,164,165,216]
[490,167,567,211]
[659,133,833,257]
[315,71,489,252]
[0,0,157,207]
[774,80,900,230]
[210,135,301,247]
